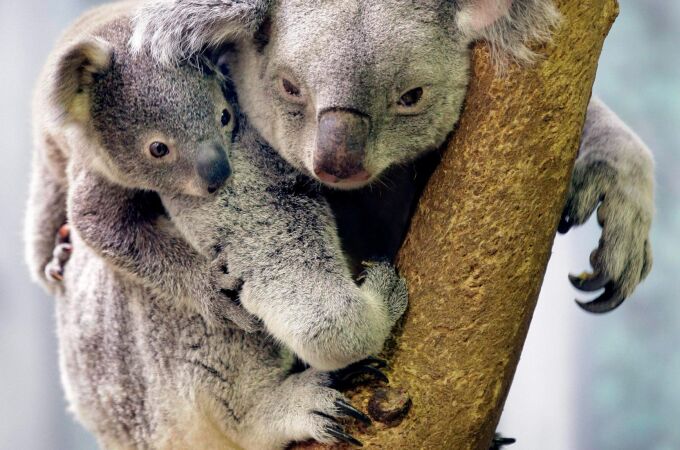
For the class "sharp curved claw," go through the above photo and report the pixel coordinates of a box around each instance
[355,357,388,369]
[557,215,573,234]
[335,399,372,426]
[491,435,516,450]
[325,425,363,447]
[576,286,626,314]
[569,272,609,292]
[335,365,389,385]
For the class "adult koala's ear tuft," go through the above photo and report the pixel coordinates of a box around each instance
[455,0,561,66]
[130,0,270,66]
[51,37,113,122]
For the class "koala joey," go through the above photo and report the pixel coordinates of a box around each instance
[29,2,406,448]
[134,0,655,313]
[25,0,258,329]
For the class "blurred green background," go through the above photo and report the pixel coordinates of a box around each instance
[0,1,677,449]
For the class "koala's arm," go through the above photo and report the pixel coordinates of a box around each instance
[561,97,654,312]
[212,189,408,371]
[24,133,69,292]
[67,166,257,328]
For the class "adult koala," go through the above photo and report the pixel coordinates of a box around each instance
[132,0,654,313]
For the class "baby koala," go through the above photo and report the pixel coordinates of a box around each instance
[25,1,256,329]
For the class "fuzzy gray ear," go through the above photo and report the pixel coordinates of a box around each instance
[51,37,113,121]
[130,0,270,65]
[455,0,561,65]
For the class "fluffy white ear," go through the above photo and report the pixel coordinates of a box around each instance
[455,0,561,64]
[50,37,113,122]
[130,0,270,65]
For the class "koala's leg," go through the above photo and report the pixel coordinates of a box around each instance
[67,167,259,330]
[560,97,654,313]
[24,137,69,293]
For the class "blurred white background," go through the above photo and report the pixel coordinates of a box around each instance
[0,1,677,449]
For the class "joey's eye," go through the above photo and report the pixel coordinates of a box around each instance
[398,88,424,108]
[149,142,170,158]
[221,109,232,127]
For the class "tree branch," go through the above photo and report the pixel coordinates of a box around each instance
[298,0,619,448]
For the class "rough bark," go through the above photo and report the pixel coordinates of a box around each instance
[298,1,618,448]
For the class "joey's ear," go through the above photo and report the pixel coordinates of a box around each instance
[130,0,270,65]
[455,0,561,64]
[51,38,113,121]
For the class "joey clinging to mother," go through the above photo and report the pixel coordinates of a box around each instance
[134,0,654,312]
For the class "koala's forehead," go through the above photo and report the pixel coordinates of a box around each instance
[91,53,220,139]
[270,0,458,83]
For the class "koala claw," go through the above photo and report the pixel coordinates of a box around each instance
[334,399,372,426]
[322,423,363,447]
[490,434,516,450]
[331,358,390,389]
[575,283,626,314]
[568,272,609,292]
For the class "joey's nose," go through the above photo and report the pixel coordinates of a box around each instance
[315,109,371,183]
[197,142,231,193]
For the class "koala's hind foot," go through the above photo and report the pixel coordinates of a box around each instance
[244,370,370,449]
[45,224,72,283]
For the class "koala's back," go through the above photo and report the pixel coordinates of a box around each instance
[58,233,289,449]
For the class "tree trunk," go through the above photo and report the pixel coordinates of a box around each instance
[298,1,618,448]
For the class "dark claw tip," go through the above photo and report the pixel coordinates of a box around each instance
[575,288,626,314]
[568,272,609,292]
[325,426,363,447]
[557,216,573,234]
[335,399,372,426]
[360,357,388,369]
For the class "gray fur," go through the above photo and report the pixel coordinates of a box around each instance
[564,98,654,300]
[133,0,654,304]
[29,4,408,447]
[60,235,361,449]
[162,124,408,371]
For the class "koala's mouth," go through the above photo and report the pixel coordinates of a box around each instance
[314,170,374,190]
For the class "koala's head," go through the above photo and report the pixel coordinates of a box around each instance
[52,23,237,197]
[133,0,558,189]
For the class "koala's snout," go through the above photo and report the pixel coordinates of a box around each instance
[314,109,372,186]
[196,142,231,194]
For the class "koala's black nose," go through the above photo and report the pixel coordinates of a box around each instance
[196,142,231,194]
[315,109,372,185]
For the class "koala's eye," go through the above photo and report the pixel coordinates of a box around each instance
[221,109,232,127]
[398,88,424,108]
[278,77,305,104]
[282,78,301,97]
[149,142,170,158]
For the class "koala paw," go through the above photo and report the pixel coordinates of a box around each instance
[559,157,653,313]
[44,224,72,283]
[249,370,369,448]
[360,261,409,322]
[208,260,263,333]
